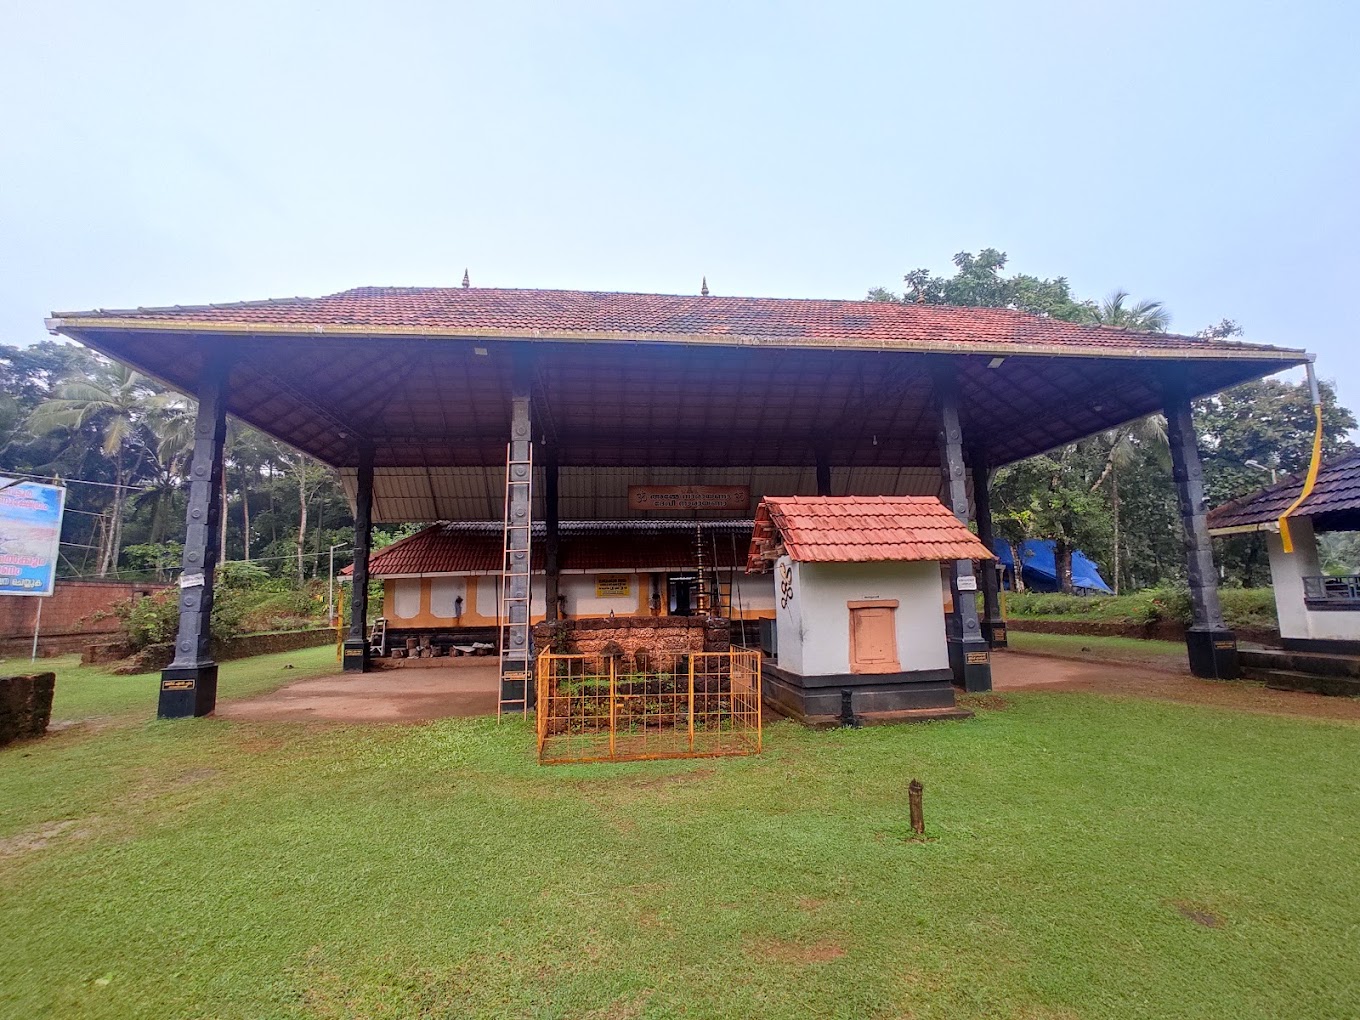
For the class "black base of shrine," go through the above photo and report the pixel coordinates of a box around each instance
[982,616,1008,649]
[1280,636,1360,655]
[947,637,992,692]
[761,662,957,723]
[342,639,370,672]
[158,663,219,719]
[1185,628,1239,680]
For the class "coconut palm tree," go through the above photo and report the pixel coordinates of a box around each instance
[1086,416,1170,592]
[29,361,158,575]
[1087,290,1171,332]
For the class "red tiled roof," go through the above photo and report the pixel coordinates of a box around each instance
[52,285,1291,358]
[746,495,994,571]
[343,522,751,577]
[1207,451,1360,533]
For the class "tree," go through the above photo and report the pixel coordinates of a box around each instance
[1085,290,1171,332]
[992,444,1113,593]
[869,249,1094,321]
[1085,418,1169,593]
[29,360,159,575]
[1196,376,1356,586]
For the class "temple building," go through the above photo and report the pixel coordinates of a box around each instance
[44,284,1310,719]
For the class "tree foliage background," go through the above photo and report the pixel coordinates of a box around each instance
[872,251,1357,591]
[0,341,356,585]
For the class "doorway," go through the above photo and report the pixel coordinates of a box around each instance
[849,599,901,673]
[668,575,696,616]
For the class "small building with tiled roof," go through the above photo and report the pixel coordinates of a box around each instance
[746,496,992,723]
[347,521,774,646]
[1208,452,1360,650]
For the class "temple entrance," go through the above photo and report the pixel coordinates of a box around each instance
[668,575,697,616]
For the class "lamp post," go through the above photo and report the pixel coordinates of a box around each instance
[327,543,349,625]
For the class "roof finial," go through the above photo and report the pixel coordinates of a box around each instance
[461,269,470,289]
[701,276,709,297]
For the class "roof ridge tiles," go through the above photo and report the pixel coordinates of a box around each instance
[49,285,1301,358]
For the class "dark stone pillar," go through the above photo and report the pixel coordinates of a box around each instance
[970,449,1007,648]
[544,444,560,621]
[159,352,229,718]
[1164,388,1239,679]
[815,448,832,497]
[935,367,991,691]
[342,445,374,672]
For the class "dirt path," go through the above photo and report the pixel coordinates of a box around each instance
[993,649,1360,723]
[215,660,500,723]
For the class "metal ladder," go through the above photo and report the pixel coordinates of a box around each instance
[498,443,533,719]
[368,617,388,657]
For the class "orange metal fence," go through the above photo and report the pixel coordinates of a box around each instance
[535,648,762,764]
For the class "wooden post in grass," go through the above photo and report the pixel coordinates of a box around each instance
[909,779,924,835]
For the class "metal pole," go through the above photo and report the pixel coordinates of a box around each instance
[328,545,335,624]
[609,656,617,759]
[30,598,43,662]
[688,654,696,751]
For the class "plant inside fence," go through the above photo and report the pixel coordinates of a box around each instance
[535,648,762,764]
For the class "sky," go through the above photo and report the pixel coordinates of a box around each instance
[3,1,1358,404]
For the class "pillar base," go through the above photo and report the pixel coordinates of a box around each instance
[342,638,370,673]
[947,637,992,692]
[1185,628,1239,680]
[500,660,534,710]
[158,663,219,719]
[982,615,1008,649]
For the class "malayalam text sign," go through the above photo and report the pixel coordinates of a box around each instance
[594,575,632,598]
[627,485,749,512]
[0,478,66,597]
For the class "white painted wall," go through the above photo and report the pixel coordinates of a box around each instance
[730,573,776,612]
[773,557,949,677]
[429,576,467,619]
[561,572,641,616]
[475,575,546,618]
[392,578,423,619]
[1267,518,1360,641]
[774,557,804,673]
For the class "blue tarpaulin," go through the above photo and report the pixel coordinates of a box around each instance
[992,539,1112,594]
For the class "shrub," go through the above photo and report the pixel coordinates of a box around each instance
[1219,587,1279,628]
[114,584,250,651]
[1004,584,1276,630]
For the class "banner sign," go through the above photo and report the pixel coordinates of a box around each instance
[0,478,66,597]
[627,485,749,512]
[595,575,632,598]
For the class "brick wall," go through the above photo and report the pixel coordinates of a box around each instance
[0,580,167,641]
[533,616,731,670]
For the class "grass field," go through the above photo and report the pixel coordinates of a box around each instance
[1006,631,1189,669]
[3,649,1359,1019]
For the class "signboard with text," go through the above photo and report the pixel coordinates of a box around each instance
[627,485,750,512]
[0,478,66,597]
[595,575,633,598]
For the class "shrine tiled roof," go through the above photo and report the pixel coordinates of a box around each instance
[747,495,993,571]
[343,521,752,576]
[1207,452,1360,533]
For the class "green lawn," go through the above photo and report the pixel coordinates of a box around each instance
[8,645,344,723]
[3,654,1359,1018]
[1007,630,1189,668]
